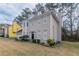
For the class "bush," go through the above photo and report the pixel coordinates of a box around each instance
[47,38,55,47]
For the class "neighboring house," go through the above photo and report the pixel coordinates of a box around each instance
[2,24,9,37]
[0,24,9,37]
[21,11,61,44]
[8,20,21,38]
[76,23,79,39]
[0,28,4,37]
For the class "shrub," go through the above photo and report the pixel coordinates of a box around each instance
[47,38,55,47]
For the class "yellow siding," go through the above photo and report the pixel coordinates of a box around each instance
[8,21,21,38]
[8,26,16,38]
[12,22,21,32]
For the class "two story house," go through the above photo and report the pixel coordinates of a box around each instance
[19,11,61,44]
[8,20,22,38]
[0,28,4,37]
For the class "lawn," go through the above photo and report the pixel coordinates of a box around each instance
[0,37,79,56]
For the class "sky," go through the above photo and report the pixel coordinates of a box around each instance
[0,3,36,24]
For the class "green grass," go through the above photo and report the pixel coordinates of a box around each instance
[61,41,79,49]
[0,37,79,55]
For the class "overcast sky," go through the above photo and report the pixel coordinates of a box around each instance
[0,3,36,24]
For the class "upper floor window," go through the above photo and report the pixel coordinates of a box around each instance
[44,29,47,32]
[23,22,25,27]
[38,20,40,24]
[43,18,47,24]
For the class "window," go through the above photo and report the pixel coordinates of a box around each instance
[43,18,47,24]
[44,19,46,22]
[24,22,25,27]
[44,29,47,32]
[27,22,28,27]
[43,31,48,40]
[38,30,40,32]
[38,20,40,24]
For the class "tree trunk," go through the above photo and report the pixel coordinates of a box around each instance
[70,4,73,40]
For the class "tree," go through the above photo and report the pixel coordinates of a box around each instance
[45,3,59,11]
[0,24,3,28]
[76,19,79,40]
[22,8,32,18]
[15,8,32,25]
[32,8,38,15]
[45,3,79,41]
[62,3,78,39]
[35,3,45,14]
[15,15,24,25]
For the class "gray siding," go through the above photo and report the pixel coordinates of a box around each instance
[20,11,61,43]
[27,15,50,43]
[22,20,28,36]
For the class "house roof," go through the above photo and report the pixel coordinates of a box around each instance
[17,29,22,32]
[1,24,10,29]
[28,11,60,23]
